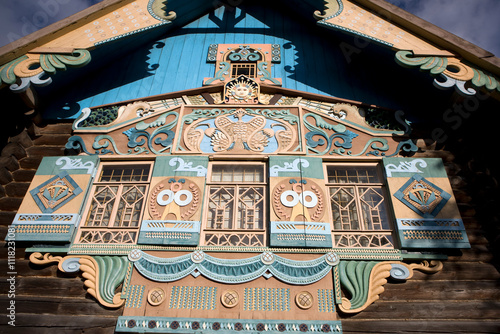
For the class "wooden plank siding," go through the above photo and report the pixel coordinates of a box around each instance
[36,3,451,121]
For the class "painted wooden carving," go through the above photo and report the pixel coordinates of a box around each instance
[315,0,500,97]
[383,157,470,249]
[8,156,98,242]
[269,157,332,248]
[204,44,281,86]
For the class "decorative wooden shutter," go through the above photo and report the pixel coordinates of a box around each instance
[8,155,99,242]
[268,156,331,248]
[137,156,208,246]
[382,157,470,249]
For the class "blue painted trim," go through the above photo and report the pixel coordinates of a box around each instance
[129,250,338,285]
[396,218,465,231]
[137,220,201,246]
[270,221,333,248]
[116,316,343,333]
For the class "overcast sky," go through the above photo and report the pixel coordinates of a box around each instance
[0,0,499,56]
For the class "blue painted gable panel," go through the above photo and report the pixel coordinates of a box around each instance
[38,3,428,120]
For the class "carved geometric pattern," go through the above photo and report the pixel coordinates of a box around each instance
[243,288,290,311]
[125,285,145,308]
[221,290,239,308]
[394,175,450,218]
[295,291,313,309]
[169,286,217,310]
[147,288,166,306]
[333,232,394,248]
[317,289,336,313]
[30,172,82,213]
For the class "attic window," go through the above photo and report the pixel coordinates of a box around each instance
[231,63,256,78]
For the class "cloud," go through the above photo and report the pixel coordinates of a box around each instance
[386,0,500,56]
[0,0,104,47]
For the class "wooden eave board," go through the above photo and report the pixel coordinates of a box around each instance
[34,3,454,121]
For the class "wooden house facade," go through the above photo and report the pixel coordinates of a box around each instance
[1,0,499,333]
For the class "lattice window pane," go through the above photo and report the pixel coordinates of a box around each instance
[329,187,359,230]
[85,186,118,227]
[237,186,264,229]
[326,164,393,248]
[358,186,389,230]
[231,63,256,78]
[114,185,146,227]
[327,166,379,184]
[208,187,235,229]
[204,163,266,246]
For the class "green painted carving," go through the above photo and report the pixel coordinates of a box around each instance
[76,106,120,128]
[39,49,92,74]
[365,108,405,131]
[257,61,281,85]
[0,55,28,85]
[338,261,378,310]
[395,51,447,75]
[93,256,129,305]
[204,61,230,85]
[395,50,500,94]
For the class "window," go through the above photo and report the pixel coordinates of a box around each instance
[231,63,256,78]
[325,164,394,248]
[76,163,152,244]
[202,163,266,247]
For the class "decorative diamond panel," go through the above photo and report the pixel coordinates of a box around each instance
[30,172,82,213]
[394,175,451,218]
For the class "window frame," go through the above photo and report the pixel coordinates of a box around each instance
[323,162,395,248]
[75,161,153,245]
[201,161,268,247]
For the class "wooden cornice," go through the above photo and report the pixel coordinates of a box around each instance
[356,0,500,76]
[0,0,128,64]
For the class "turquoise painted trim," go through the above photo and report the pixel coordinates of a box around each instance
[94,22,171,47]
[270,221,333,248]
[7,213,81,242]
[383,157,449,178]
[153,156,208,177]
[115,316,342,333]
[67,244,402,259]
[318,21,393,48]
[137,220,201,246]
[398,230,470,249]
[8,225,75,242]
[35,155,99,176]
[269,156,323,179]
[129,250,338,285]
[25,245,71,253]
[397,218,465,231]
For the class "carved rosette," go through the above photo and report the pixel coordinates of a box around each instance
[272,178,325,222]
[149,178,201,221]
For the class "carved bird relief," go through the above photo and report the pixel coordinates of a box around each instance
[204,109,275,153]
